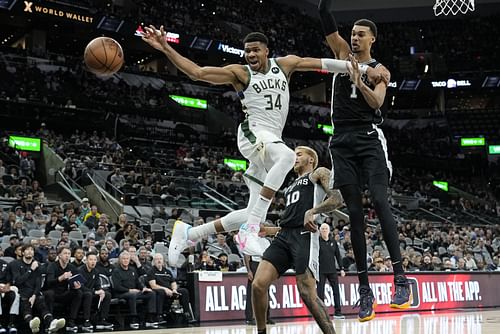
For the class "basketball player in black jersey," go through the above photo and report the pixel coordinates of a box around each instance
[252,146,343,334]
[318,0,411,322]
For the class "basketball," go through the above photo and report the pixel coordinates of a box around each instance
[84,37,124,76]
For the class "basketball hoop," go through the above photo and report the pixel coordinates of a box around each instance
[434,0,475,16]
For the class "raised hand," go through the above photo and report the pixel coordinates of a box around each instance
[348,54,363,89]
[142,25,168,52]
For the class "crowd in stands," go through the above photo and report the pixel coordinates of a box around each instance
[134,1,500,75]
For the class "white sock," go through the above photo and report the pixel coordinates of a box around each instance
[248,195,272,226]
[220,209,248,232]
[187,223,216,241]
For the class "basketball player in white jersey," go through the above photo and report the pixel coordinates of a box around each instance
[142,25,385,265]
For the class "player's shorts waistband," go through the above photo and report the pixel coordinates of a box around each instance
[334,124,374,134]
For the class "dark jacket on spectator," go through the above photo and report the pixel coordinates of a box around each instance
[111,265,143,294]
[46,261,78,293]
[9,259,42,298]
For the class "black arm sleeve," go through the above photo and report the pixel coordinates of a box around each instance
[318,0,338,35]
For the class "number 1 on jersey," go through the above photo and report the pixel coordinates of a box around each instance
[350,84,358,99]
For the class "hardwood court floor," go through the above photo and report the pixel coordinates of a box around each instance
[104,308,500,334]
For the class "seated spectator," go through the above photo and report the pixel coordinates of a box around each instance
[217,253,230,272]
[78,252,113,331]
[207,234,232,257]
[96,247,113,277]
[11,220,27,240]
[420,255,435,271]
[44,246,83,332]
[195,250,219,271]
[4,236,19,258]
[72,247,86,269]
[32,206,49,230]
[464,251,478,270]
[94,224,107,242]
[83,205,101,230]
[148,253,194,323]
[9,245,66,333]
[138,246,152,273]
[111,251,158,329]
[0,257,19,332]
[115,223,132,245]
[22,211,37,231]
[35,237,50,263]
[110,168,126,191]
[104,239,119,259]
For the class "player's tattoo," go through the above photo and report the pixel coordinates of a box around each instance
[310,167,344,214]
[296,271,336,334]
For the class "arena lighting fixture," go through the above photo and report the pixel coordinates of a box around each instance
[224,158,247,171]
[317,124,334,135]
[169,95,207,109]
[399,79,421,91]
[460,137,485,147]
[0,0,17,10]
[433,181,449,192]
[488,145,500,154]
[8,135,41,152]
[482,76,500,88]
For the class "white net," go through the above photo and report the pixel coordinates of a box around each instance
[434,0,475,16]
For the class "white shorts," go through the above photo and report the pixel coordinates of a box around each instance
[237,120,283,185]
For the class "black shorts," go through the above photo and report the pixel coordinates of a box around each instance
[329,126,392,188]
[262,227,319,279]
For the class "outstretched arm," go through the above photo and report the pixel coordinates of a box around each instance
[303,167,344,232]
[276,55,385,84]
[142,25,245,89]
[318,0,351,60]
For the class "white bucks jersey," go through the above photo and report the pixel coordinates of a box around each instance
[240,58,290,137]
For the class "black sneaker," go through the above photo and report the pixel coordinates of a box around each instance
[245,319,256,325]
[95,320,114,330]
[8,324,18,334]
[390,275,412,309]
[0,327,6,334]
[65,320,78,333]
[266,319,275,325]
[82,320,93,333]
[333,312,346,319]
[129,317,140,330]
[354,285,376,322]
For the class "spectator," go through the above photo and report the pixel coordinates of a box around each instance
[10,244,65,333]
[44,246,83,332]
[96,247,113,277]
[207,234,232,257]
[72,247,86,269]
[110,168,126,190]
[78,252,113,331]
[83,205,101,230]
[111,251,158,329]
[0,257,19,332]
[148,253,193,323]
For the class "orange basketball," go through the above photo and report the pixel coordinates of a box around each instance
[84,37,124,76]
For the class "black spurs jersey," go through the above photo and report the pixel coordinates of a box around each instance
[331,59,384,126]
[279,172,326,228]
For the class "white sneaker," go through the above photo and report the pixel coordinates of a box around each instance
[48,318,66,333]
[29,317,40,333]
[235,224,268,256]
[168,220,191,266]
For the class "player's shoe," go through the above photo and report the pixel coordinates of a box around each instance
[390,275,413,309]
[234,223,267,256]
[29,317,40,333]
[354,285,377,322]
[168,220,191,266]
